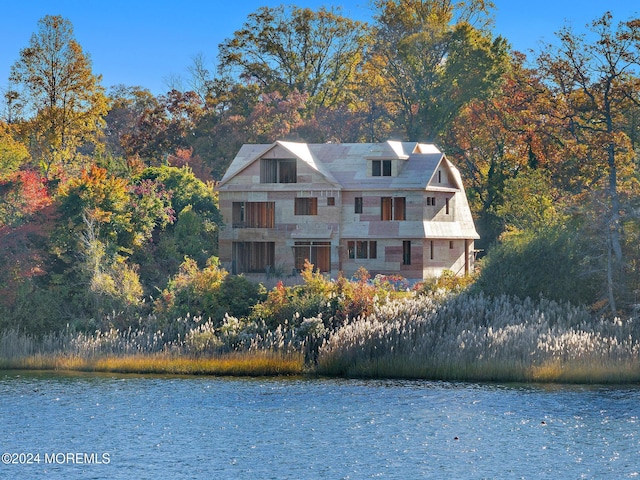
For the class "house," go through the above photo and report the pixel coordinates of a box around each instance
[216,140,479,281]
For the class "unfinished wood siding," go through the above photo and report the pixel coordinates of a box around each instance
[422,239,472,278]
[339,239,423,279]
[218,141,479,280]
[423,192,457,222]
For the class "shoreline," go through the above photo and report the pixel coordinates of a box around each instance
[2,352,639,385]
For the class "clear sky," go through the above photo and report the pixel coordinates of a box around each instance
[0,0,638,97]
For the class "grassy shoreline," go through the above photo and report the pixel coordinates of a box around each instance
[2,292,639,384]
[2,352,639,384]
[0,351,305,377]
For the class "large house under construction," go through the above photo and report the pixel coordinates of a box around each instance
[217,140,479,280]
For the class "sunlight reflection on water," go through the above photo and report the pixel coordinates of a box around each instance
[1,371,639,479]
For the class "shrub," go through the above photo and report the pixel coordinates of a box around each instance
[154,257,227,321]
[414,269,476,295]
[216,274,265,319]
[250,280,325,329]
[471,226,599,305]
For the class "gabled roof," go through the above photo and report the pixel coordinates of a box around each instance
[218,140,342,188]
[278,141,341,187]
[218,143,271,185]
[218,140,454,191]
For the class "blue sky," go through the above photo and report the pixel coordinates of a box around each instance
[0,1,638,97]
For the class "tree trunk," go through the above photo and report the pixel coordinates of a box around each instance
[607,233,617,316]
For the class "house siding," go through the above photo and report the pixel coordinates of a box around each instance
[217,141,479,281]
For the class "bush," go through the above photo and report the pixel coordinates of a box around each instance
[154,258,264,326]
[217,274,265,319]
[154,257,227,321]
[471,226,599,305]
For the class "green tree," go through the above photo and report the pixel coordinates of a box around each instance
[370,0,509,141]
[218,5,367,113]
[132,166,221,286]
[495,169,565,235]
[472,226,599,306]
[0,123,30,180]
[9,15,108,178]
[537,12,640,313]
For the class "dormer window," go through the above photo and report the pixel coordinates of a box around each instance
[372,159,392,177]
[261,158,297,183]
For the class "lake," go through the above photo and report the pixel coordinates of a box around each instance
[0,371,638,479]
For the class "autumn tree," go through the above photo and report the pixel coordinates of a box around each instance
[444,53,568,244]
[9,15,108,178]
[370,0,509,141]
[218,5,368,114]
[120,89,204,166]
[537,12,640,313]
[103,85,157,160]
[0,123,30,180]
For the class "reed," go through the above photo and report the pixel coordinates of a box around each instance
[317,292,640,384]
[0,351,305,376]
[2,291,639,383]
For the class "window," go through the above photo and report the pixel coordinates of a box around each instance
[327,197,335,206]
[430,241,434,260]
[381,197,393,220]
[355,197,363,214]
[232,242,275,273]
[450,240,454,249]
[426,196,436,206]
[437,170,442,183]
[403,241,411,265]
[347,240,377,259]
[446,197,450,215]
[394,197,406,221]
[372,159,391,176]
[232,202,244,227]
[381,197,406,220]
[356,241,368,259]
[295,197,318,215]
[260,158,297,183]
[294,241,331,272]
[372,160,381,177]
[232,202,274,228]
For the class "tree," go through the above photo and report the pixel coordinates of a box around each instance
[9,15,108,178]
[495,169,565,235]
[103,85,157,160]
[120,89,203,166]
[444,53,564,245]
[218,5,367,113]
[0,123,30,180]
[537,12,640,313]
[370,0,509,141]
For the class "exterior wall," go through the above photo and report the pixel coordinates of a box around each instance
[339,238,424,279]
[218,142,478,280]
[218,154,342,275]
[422,239,473,279]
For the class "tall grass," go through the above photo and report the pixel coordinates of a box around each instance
[317,292,640,383]
[3,351,304,376]
[0,313,306,376]
[2,292,639,383]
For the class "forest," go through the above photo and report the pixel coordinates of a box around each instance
[0,1,639,380]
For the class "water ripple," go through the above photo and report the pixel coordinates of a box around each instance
[1,371,639,479]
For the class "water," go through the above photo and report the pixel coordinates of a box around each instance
[0,371,638,479]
